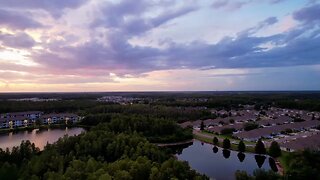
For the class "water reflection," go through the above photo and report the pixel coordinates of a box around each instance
[237,152,246,162]
[164,142,193,155]
[176,140,273,180]
[223,149,231,159]
[254,155,266,168]
[0,127,84,150]
[268,158,278,172]
[213,146,218,153]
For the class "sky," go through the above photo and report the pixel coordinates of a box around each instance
[0,0,320,92]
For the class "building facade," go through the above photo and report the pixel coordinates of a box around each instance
[0,111,80,129]
[0,111,43,129]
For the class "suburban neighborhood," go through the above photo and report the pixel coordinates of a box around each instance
[181,106,320,152]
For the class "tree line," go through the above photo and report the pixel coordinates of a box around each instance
[0,123,207,180]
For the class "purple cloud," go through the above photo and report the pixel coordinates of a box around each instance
[93,0,197,36]
[0,32,36,48]
[293,3,320,23]
[30,2,320,76]
[238,17,278,37]
[211,0,287,10]
[0,0,87,18]
[0,9,43,29]
[1,0,319,81]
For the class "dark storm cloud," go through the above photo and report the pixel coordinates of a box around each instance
[0,32,36,48]
[0,9,43,29]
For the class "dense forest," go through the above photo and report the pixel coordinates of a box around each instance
[1,92,320,179]
[1,92,320,114]
[0,123,207,179]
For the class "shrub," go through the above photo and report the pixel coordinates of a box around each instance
[229,119,235,124]
[220,128,235,135]
[213,137,219,145]
[269,141,281,158]
[244,122,259,131]
[238,140,246,152]
[200,121,205,130]
[255,139,266,154]
[223,138,231,149]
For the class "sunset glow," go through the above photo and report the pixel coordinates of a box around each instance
[0,0,319,92]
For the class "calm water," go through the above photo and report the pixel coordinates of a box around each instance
[176,140,275,180]
[0,127,85,150]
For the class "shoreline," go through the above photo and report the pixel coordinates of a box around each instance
[0,124,87,135]
[154,139,194,147]
[193,134,285,175]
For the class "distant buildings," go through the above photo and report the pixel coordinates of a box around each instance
[235,121,320,141]
[180,105,320,151]
[8,98,60,102]
[41,113,80,125]
[0,111,80,129]
[97,96,145,104]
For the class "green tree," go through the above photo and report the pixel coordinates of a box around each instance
[252,169,281,180]
[229,119,235,124]
[220,128,235,135]
[213,137,219,146]
[238,140,246,153]
[200,121,205,131]
[235,169,281,180]
[235,170,252,180]
[269,141,281,158]
[286,150,320,180]
[243,122,259,131]
[223,138,231,149]
[255,139,266,154]
[35,118,42,126]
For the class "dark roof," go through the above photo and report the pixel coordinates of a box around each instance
[258,116,293,126]
[208,123,244,133]
[41,113,79,119]
[1,111,43,116]
[280,133,320,151]
[236,121,320,139]
[0,116,30,123]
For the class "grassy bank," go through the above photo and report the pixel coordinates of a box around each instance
[194,133,256,153]
[194,130,291,175]
[201,130,256,145]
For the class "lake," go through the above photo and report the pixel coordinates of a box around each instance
[0,127,85,150]
[176,140,277,180]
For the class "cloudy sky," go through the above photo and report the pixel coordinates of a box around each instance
[0,0,319,92]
